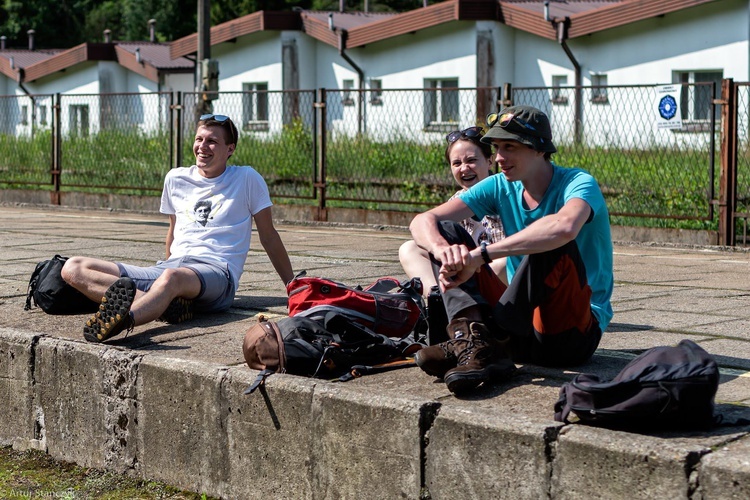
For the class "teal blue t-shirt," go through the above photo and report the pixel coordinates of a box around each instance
[459,164,614,331]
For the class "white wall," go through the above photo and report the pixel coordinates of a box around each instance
[215,31,284,92]
[163,72,194,93]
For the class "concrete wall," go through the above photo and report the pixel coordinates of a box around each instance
[2,328,749,499]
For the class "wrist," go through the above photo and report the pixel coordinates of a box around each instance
[480,241,492,264]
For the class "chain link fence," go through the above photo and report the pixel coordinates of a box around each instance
[511,83,717,228]
[0,94,53,187]
[736,83,750,244]
[319,87,500,210]
[0,82,746,241]
[57,92,172,194]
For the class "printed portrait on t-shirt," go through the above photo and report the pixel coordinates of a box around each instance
[194,200,212,226]
[182,195,224,229]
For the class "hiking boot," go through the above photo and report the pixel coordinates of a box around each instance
[414,320,473,378]
[83,277,136,343]
[159,297,194,324]
[442,318,516,395]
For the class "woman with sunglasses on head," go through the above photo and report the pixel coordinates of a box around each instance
[62,114,294,343]
[409,105,613,396]
[399,126,507,299]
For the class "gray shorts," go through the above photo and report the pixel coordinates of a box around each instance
[117,256,235,313]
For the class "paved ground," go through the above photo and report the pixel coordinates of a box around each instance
[3,203,750,414]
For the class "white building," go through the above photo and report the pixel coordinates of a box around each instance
[0,33,194,137]
[169,0,744,147]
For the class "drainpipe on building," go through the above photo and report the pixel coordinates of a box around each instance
[16,69,37,138]
[331,15,366,135]
[556,20,582,144]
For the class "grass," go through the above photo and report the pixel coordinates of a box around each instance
[0,447,216,500]
[2,126,749,233]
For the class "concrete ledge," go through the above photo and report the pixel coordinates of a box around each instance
[0,329,36,448]
[225,369,318,499]
[426,407,558,498]
[3,329,750,499]
[309,384,425,499]
[697,435,750,498]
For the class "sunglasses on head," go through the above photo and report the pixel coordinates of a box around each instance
[486,112,536,132]
[200,114,230,122]
[199,114,237,144]
[446,126,484,144]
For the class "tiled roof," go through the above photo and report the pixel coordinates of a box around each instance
[170,11,301,59]
[169,0,722,55]
[498,0,721,40]
[1,0,723,85]
[117,42,193,70]
[0,49,61,80]
[9,41,194,84]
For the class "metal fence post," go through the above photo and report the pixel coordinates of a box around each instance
[500,83,513,109]
[315,88,327,221]
[718,78,737,246]
[172,92,183,169]
[51,93,61,205]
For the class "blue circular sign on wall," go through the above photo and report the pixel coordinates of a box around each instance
[659,95,678,120]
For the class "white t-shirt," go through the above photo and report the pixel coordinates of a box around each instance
[160,165,272,289]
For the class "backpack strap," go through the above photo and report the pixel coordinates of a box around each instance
[25,261,46,311]
[243,368,275,395]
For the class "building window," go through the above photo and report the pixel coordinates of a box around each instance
[551,75,568,104]
[39,105,47,125]
[369,79,383,105]
[674,70,722,124]
[69,105,89,137]
[21,105,28,125]
[591,74,608,104]
[424,78,459,130]
[242,82,269,131]
[343,79,355,106]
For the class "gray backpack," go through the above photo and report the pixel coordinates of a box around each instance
[554,339,719,430]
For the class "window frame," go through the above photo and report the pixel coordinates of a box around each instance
[590,74,609,104]
[242,82,270,132]
[672,70,722,132]
[369,79,383,106]
[551,75,568,105]
[423,78,459,132]
[342,79,355,107]
[69,104,89,137]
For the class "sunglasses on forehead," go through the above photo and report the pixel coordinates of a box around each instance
[446,126,484,144]
[486,112,537,132]
[200,114,230,122]
[199,114,237,144]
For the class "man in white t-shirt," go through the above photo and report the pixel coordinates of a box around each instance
[62,114,294,343]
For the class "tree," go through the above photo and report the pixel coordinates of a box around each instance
[0,0,440,49]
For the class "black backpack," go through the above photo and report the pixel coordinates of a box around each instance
[242,312,422,393]
[554,339,719,430]
[25,255,99,315]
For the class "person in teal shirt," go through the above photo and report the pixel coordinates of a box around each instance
[409,105,613,395]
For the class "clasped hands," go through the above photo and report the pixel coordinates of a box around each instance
[434,243,482,292]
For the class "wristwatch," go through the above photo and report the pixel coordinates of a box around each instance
[480,241,492,264]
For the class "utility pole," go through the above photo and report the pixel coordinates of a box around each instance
[197,0,218,117]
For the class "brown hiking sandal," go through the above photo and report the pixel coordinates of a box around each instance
[83,277,136,343]
[158,297,194,324]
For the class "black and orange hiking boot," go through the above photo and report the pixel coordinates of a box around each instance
[83,277,136,343]
[442,318,516,395]
[158,297,194,324]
